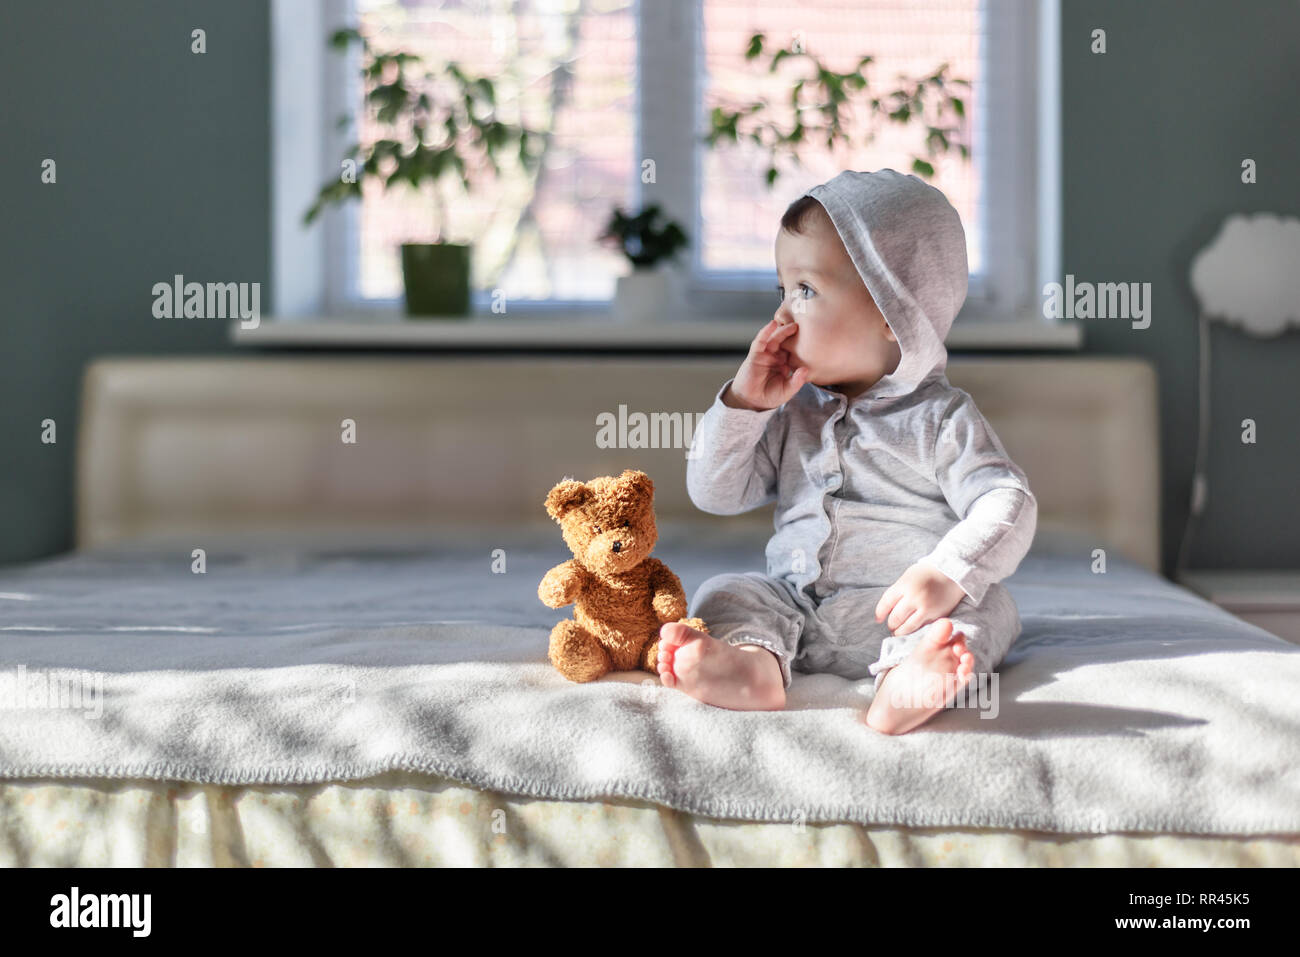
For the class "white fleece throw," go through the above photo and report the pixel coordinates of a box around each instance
[0,522,1297,835]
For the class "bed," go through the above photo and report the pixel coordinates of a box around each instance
[1,353,1297,866]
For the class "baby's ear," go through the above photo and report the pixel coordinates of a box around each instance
[545,477,590,522]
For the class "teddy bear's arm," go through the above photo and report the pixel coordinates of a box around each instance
[539,559,584,609]
[646,558,688,623]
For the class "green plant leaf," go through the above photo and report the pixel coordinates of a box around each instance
[329,27,361,51]
[951,96,964,117]
[385,156,409,188]
[745,33,765,59]
[911,158,934,177]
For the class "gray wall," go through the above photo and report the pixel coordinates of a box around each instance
[1061,0,1300,575]
[1,1,1295,575]
[0,1,267,564]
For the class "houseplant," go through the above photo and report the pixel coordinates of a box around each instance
[598,204,690,322]
[703,31,972,186]
[304,27,545,317]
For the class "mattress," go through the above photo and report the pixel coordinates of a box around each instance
[4,770,1298,867]
[2,524,1298,866]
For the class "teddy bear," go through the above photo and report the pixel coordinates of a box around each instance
[538,468,708,683]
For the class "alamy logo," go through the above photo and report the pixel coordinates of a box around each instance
[49,887,151,937]
[882,671,1000,719]
[152,274,260,329]
[1042,274,1151,329]
[595,405,706,459]
[0,665,102,719]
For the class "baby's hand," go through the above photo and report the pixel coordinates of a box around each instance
[875,562,967,635]
[724,318,810,411]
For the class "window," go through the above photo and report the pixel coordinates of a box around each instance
[699,0,980,277]
[272,0,1058,320]
[352,0,637,304]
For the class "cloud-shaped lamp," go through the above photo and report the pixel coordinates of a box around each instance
[1178,212,1300,574]
[1190,212,1300,336]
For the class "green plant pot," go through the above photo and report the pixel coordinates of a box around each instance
[401,242,471,317]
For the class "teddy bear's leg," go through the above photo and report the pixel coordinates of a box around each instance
[549,620,613,683]
[640,637,659,673]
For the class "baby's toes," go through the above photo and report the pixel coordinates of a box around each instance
[659,621,690,649]
[949,634,976,679]
[656,631,678,684]
[957,648,975,679]
[922,618,955,649]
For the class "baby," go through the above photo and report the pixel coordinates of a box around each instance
[657,169,1037,735]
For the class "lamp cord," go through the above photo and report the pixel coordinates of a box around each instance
[1175,309,1211,579]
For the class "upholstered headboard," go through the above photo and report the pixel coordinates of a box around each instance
[77,355,1161,571]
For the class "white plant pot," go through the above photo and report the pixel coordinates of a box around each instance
[612,268,678,322]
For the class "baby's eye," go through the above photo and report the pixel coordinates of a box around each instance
[776,283,813,301]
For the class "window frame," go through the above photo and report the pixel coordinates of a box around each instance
[272,0,1060,321]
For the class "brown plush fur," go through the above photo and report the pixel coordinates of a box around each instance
[538,469,708,682]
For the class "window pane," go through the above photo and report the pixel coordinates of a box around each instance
[700,0,981,277]
[354,0,636,302]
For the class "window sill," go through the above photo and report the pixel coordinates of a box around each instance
[231,311,1082,351]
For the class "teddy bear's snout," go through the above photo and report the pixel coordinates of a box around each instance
[612,540,623,553]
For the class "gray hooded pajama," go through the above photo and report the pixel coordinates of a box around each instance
[685,169,1038,694]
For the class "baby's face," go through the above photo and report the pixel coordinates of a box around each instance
[773,210,900,398]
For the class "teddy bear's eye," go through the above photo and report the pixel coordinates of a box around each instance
[621,519,630,528]
[593,525,601,534]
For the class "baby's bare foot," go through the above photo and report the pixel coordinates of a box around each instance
[861,618,975,735]
[657,622,785,711]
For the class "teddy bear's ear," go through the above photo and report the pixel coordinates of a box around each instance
[619,469,654,500]
[545,478,590,522]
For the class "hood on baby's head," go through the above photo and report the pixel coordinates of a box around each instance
[799,169,968,398]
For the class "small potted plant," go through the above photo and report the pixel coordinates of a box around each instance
[304,28,544,317]
[598,203,690,322]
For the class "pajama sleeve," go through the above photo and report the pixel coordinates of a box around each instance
[915,391,1038,606]
[686,377,782,515]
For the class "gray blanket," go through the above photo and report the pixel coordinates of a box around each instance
[1,522,1297,835]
